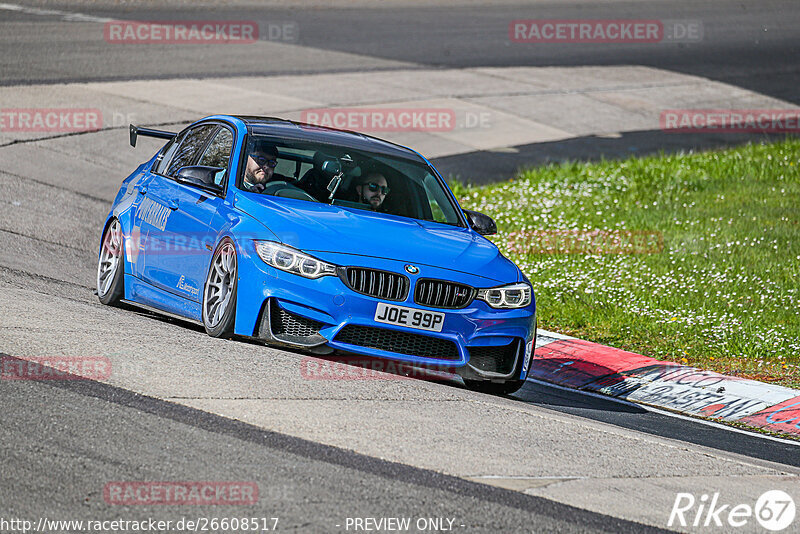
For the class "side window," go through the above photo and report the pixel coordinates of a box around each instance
[423,175,458,224]
[165,125,217,177]
[154,134,183,175]
[274,158,300,180]
[197,127,233,185]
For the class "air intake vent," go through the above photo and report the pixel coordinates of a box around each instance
[467,341,519,375]
[343,267,409,301]
[270,300,323,339]
[335,325,460,361]
[414,279,475,309]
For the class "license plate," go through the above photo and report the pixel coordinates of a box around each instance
[374,302,445,332]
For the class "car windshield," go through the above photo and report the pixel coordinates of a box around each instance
[240,135,464,226]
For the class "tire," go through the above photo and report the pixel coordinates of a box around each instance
[202,238,237,338]
[464,378,526,396]
[464,324,537,396]
[97,218,125,306]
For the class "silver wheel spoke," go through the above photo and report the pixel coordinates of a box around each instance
[97,220,122,298]
[203,242,236,329]
[224,251,233,272]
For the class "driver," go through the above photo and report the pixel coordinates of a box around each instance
[242,141,289,193]
[354,172,390,211]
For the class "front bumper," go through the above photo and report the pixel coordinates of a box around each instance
[234,243,537,381]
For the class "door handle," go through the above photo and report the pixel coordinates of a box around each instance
[167,199,179,210]
[137,187,147,195]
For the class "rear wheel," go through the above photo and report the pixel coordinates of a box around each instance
[202,239,237,338]
[97,218,124,305]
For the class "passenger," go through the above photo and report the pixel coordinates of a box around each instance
[242,142,289,193]
[354,173,390,211]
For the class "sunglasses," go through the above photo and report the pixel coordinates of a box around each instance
[251,154,278,168]
[365,182,390,195]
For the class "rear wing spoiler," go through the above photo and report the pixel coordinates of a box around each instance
[129,124,177,147]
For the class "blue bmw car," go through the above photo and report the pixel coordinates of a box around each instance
[97,115,536,394]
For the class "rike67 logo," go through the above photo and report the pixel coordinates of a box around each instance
[669,490,795,531]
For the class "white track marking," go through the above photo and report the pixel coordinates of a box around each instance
[525,377,800,446]
[537,328,577,341]
[0,3,112,23]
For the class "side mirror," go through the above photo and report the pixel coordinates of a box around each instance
[175,166,224,194]
[463,209,497,236]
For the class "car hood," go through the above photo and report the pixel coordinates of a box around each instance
[235,193,519,283]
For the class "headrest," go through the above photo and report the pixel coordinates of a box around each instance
[313,151,334,170]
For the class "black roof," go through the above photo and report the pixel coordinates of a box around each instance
[235,115,426,162]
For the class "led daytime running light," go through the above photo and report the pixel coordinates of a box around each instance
[476,283,532,309]
[254,241,337,279]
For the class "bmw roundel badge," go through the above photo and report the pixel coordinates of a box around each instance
[404,264,419,274]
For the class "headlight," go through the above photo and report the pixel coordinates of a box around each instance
[254,241,337,279]
[476,283,532,309]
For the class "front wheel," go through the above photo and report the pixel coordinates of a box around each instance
[202,238,237,338]
[97,218,125,305]
[464,379,525,396]
[464,327,536,396]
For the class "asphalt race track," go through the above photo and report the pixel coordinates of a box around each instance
[1,1,799,533]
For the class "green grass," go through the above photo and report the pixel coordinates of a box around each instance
[452,139,800,388]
